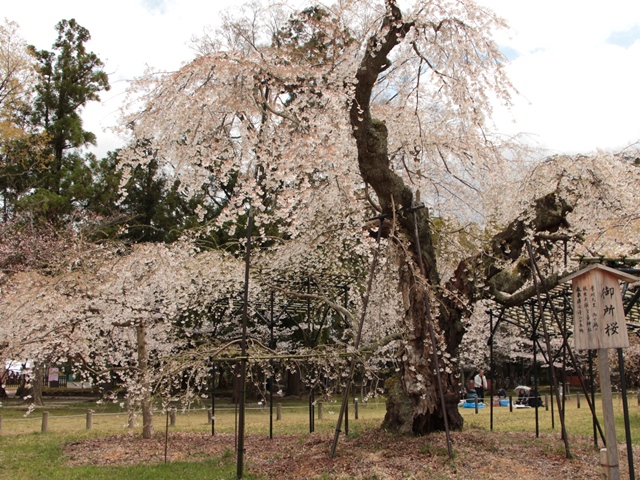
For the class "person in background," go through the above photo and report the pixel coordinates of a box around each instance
[474,369,487,402]
[516,388,529,405]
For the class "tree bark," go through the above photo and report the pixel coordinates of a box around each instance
[32,363,45,406]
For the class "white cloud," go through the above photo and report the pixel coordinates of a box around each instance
[480,0,640,154]
[5,0,640,157]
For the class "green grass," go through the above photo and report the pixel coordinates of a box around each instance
[459,391,640,443]
[0,396,385,479]
[0,433,241,480]
[0,392,637,479]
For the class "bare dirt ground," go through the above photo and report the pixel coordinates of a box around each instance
[65,428,638,479]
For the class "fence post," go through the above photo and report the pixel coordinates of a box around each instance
[354,398,359,420]
[276,403,282,421]
[576,392,581,409]
[317,402,323,420]
[207,408,212,425]
[170,408,176,427]
[41,412,49,432]
[86,410,93,430]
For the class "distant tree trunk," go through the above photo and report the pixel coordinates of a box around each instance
[285,367,302,397]
[0,369,8,399]
[136,321,153,439]
[32,363,45,406]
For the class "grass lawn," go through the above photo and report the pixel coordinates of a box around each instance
[0,392,637,479]
[460,391,640,443]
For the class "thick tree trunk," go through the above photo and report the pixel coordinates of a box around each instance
[351,2,574,435]
[382,258,463,434]
[136,321,153,439]
[351,2,464,435]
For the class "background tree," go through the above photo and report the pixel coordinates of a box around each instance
[25,18,109,220]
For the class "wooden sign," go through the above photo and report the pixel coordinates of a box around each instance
[561,264,638,350]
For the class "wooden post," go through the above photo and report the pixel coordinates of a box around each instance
[0,414,3,436]
[545,394,549,411]
[601,449,610,479]
[509,396,513,412]
[475,397,479,414]
[317,402,323,420]
[276,403,282,421]
[598,350,621,480]
[170,408,176,427]
[41,412,49,432]
[354,399,359,420]
[207,408,212,425]
[86,410,93,430]
[576,392,581,408]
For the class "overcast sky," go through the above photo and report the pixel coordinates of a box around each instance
[5,0,640,159]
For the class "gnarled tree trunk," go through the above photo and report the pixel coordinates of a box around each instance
[351,1,463,435]
[352,1,573,435]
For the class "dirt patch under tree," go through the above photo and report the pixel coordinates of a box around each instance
[64,428,638,479]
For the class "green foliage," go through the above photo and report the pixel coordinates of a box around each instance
[27,18,109,199]
[273,6,355,65]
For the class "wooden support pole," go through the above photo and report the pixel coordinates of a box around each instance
[170,408,176,427]
[317,402,323,420]
[276,403,282,421]
[509,396,513,413]
[41,412,49,432]
[0,414,3,436]
[598,349,621,480]
[475,397,479,414]
[207,408,212,425]
[545,394,549,411]
[576,392,581,408]
[86,409,93,430]
[354,399,359,420]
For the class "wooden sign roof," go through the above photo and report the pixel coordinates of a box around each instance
[561,264,638,350]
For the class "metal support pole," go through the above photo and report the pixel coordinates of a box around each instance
[589,351,596,447]
[237,209,253,480]
[532,316,539,438]
[550,385,554,429]
[526,242,570,458]
[330,215,386,458]
[489,310,494,432]
[211,363,216,436]
[309,389,314,433]
[618,347,635,480]
[410,203,454,459]
[345,392,349,436]
[269,291,275,440]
